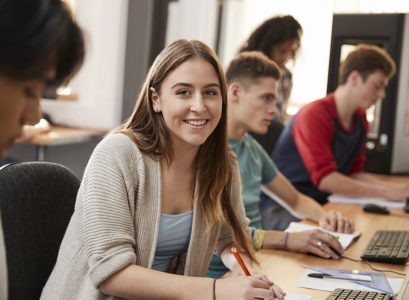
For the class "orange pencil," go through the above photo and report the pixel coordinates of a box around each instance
[231,246,251,276]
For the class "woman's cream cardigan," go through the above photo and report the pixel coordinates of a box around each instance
[41,133,251,299]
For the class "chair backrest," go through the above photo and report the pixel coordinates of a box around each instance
[0,161,80,300]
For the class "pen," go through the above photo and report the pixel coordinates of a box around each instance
[231,246,251,276]
[308,272,372,282]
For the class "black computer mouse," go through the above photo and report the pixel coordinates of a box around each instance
[362,203,390,215]
[329,247,343,258]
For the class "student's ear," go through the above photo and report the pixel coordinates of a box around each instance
[348,70,362,86]
[150,87,161,113]
[228,82,241,103]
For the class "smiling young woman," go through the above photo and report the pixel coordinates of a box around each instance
[41,39,284,300]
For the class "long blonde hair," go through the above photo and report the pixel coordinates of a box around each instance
[114,39,255,261]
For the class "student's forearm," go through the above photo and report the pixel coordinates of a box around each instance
[291,193,327,222]
[350,172,382,184]
[319,172,393,198]
[265,172,326,221]
[100,264,213,300]
[261,230,287,250]
[351,172,404,187]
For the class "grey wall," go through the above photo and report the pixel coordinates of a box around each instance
[4,141,100,179]
[121,0,153,122]
[121,0,173,122]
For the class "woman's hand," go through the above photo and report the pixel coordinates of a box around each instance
[287,229,344,259]
[216,273,285,300]
[252,273,285,300]
[319,210,354,233]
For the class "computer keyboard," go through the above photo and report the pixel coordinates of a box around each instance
[361,230,409,264]
[326,288,390,300]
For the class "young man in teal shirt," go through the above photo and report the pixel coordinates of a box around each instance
[206,51,354,278]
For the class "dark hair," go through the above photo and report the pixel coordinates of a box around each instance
[239,15,302,60]
[226,51,282,88]
[339,44,396,85]
[0,0,85,86]
[115,39,256,262]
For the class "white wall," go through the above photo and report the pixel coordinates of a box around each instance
[166,0,218,49]
[219,0,409,115]
[219,0,334,113]
[41,0,129,130]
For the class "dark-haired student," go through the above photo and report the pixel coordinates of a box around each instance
[240,15,303,158]
[41,39,285,300]
[0,0,85,298]
[206,51,354,279]
[239,15,302,123]
[262,44,409,230]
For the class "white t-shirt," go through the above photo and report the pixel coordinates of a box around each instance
[0,214,7,299]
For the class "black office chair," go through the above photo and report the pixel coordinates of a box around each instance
[0,161,80,300]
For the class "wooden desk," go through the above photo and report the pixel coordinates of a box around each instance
[255,203,409,299]
[20,126,106,160]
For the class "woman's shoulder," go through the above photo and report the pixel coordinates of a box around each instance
[227,148,241,174]
[98,132,138,151]
[92,132,146,164]
[85,133,157,181]
[228,147,238,163]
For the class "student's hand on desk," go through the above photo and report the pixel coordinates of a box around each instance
[217,272,285,300]
[287,229,344,260]
[319,210,354,233]
[384,182,409,201]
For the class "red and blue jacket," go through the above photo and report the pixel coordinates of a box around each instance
[265,93,368,205]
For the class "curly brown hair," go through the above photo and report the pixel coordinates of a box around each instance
[239,15,303,61]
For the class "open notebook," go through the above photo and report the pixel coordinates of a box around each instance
[285,222,361,249]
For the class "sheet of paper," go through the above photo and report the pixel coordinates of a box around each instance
[267,294,312,300]
[285,222,361,249]
[296,269,404,294]
[278,293,311,300]
[328,194,405,209]
[304,266,393,294]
